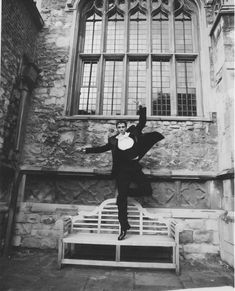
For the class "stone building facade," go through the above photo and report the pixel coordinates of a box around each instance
[1,0,234,264]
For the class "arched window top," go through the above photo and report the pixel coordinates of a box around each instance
[174,0,197,16]
[152,0,169,13]
[129,3,147,16]
[86,10,103,20]
[107,5,125,17]
[152,10,169,19]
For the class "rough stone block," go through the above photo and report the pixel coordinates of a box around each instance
[183,243,219,254]
[183,253,206,260]
[205,219,219,231]
[50,87,65,97]
[223,179,233,198]
[184,219,205,230]
[219,219,234,244]
[26,214,40,224]
[212,231,220,245]
[193,230,213,243]
[44,97,56,105]
[40,215,56,225]
[15,213,27,223]
[40,238,57,249]
[180,230,193,244]
[22,237,41,248]
[12,235,22,246]
[15,223,32,235]
[56,65,66,74]
[31,229,59,238]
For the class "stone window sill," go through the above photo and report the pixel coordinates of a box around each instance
[58,114,213,122]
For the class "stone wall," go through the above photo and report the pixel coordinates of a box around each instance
[12,202,222,260]
[21,118,218,173]
[0,0,42,201]
[0,0,40,159]
[210,14,234,172]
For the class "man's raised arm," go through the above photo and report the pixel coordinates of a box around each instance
[136,105,147,132]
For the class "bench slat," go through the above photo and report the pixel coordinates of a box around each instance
[63,233,176,246]
[61,258,176,269]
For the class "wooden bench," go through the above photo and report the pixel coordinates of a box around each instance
[57,198,181,274]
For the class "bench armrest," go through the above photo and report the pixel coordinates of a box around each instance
[170,220,183,243]
[56,216,72,238]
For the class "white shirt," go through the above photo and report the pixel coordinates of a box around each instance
[116,132,134,150]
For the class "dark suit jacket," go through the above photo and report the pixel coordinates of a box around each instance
[86,107,164,175]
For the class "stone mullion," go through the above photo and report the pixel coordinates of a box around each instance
[97,3,106,114]
[122,0,128,115]
[170,7,177,116]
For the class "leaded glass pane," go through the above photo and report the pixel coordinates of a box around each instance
[103,61,123,115]
[176,61,197,116]
[83,13,102,53]
[79,62,98,115]
[129,11,147,52]
[152,61,171,115]
[152,12,169,53]
[127,61,146,115]
[106,13,124,52]
[175,13,193,53]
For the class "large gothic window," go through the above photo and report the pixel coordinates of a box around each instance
[69,0,201,117]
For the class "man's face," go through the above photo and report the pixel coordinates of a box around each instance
[116,123,127,135]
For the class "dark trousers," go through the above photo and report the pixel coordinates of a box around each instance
[116,161,152,231]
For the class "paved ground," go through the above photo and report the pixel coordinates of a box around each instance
[0,249,234,291]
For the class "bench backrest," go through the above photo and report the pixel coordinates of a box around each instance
[72,198,169,236]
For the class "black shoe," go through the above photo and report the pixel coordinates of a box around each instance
[118,230,127,241]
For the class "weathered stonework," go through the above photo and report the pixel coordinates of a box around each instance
[23,174,221,209]
[21,119,218,173]
[0,0,42,201]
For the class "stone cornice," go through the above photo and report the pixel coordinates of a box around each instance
[209,0,235,36]
[19,165,218,180]
[58,115,213,122]
[18,202,225,218]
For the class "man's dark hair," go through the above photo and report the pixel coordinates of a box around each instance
[116,120,127,128]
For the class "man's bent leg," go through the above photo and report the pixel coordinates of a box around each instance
[133,168,152,197]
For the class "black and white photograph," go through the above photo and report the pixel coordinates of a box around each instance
[0,0,234,290]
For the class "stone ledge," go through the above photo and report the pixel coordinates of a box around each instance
[19,165,217,180]
[58,115,213,122]
[17,202,224,219]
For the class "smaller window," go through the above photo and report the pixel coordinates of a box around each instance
[78,62,98,115]
[103,60,123,115]
[152,12,169,53]
[152,60,171,116]
[83,13,102,53]
[176,61,197,116]
[127,60,147,115]
[129,10,147,52]
[106,12,125,53]
[175,12,193,53]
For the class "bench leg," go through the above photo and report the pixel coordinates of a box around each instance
[58,239,63,269]
[116,245,120,262]
[175,244,180,275]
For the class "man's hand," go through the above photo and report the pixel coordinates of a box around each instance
[75,146,86,153]
[133,100,146,109]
